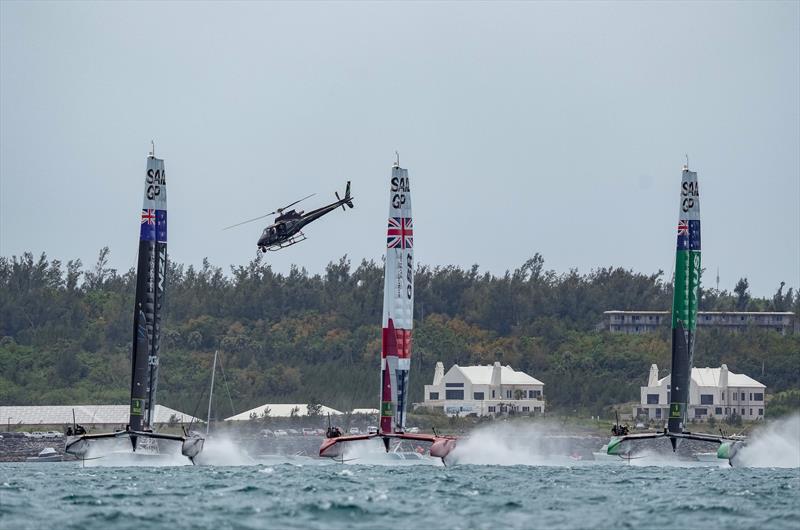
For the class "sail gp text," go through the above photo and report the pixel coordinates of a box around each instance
[391,176,410,208]
[146,168,166,200]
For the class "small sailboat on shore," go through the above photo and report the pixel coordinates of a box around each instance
[65,149,204,464]
[318,156,456,464]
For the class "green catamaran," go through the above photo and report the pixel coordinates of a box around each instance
[606,163,744,464]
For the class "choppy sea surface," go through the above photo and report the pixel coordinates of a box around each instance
[2,458,799,530]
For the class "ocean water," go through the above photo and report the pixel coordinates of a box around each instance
[2,459,799,530]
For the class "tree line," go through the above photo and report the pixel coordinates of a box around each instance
[0,249,797,418]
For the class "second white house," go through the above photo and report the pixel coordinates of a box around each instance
[421,361,545,417]
[636,363,766,422]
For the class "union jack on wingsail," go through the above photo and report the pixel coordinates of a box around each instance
[387,217,413,249]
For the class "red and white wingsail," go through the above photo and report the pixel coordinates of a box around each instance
[380,162,414,434]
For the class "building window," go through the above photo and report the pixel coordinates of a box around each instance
[741,393,745,401]
[492,390,495,398]
[695,408,707,417]
[429,392,439,400]
[506,390,512,399]
[647,394,659,405]
[488,406,496,413]
[758,409,763,415]
[445,390,464,400]
[754,393,763,401]
[749,393,753,401]
[445,383,464,388]
[749,409,753,416]
[522,406,530,412]
[700,394,714,405]
[715,407,722,415]
[474,392,484,400]
[655,408,662,418]
[725,408,729,414]
[741,408,745,415]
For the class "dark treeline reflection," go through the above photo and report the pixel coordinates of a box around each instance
[1,249,798,416]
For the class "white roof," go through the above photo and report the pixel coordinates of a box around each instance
[351,408,380,415]
[225,404,343,421]
[0,405,201,426]
[658,367,765,389]
[451,364,544,386]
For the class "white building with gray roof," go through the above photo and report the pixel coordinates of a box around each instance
[420,361,545,417]
[1,404,200,432]
[636,364,766,422]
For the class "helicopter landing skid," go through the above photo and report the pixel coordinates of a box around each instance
[263,232,307,252]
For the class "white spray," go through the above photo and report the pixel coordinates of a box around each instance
[735,414,800,468]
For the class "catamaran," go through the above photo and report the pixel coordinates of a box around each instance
[65,149,204,464]
[606,163,744,464]
[319,157,456,463]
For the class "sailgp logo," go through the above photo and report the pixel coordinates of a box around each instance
[146,168,165,200]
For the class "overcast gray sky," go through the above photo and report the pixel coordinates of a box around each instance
[1,1,798,297]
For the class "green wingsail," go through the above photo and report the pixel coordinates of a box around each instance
[667,168,700,435]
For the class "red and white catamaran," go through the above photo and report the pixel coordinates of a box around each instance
[319,158,456,463]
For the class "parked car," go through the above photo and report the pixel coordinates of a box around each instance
[407,427,420,434]
[314,428,326,436]
[302,428,316,436]
[44,431,63,438]
[273,429,288,437]
[260,429,274,438]
[286,429,300,436]
[348,427,360,435]
[367,426,378,434]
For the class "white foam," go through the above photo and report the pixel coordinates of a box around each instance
[735,414,800,468]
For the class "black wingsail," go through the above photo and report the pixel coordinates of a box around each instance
[129,154,168,447]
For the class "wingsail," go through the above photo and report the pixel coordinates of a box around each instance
[380,162,414,434]
[667,167,701,437]
[130,155,168,438]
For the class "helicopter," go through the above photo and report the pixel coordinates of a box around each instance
[224,181,354,252]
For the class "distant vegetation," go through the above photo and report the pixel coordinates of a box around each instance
[0,249,798,419]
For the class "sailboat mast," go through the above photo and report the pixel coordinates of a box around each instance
[667,163,701,435]
[129,152,167,435]
[379,158,414,434]
[206,351,218,437]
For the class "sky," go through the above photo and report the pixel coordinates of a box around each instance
[1,1,798,297]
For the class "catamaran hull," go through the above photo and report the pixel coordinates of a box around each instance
[319,432,457,463]
[65,430,201,464]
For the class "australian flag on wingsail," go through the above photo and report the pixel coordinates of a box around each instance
[141,209,167,242]
[676,220,701,250]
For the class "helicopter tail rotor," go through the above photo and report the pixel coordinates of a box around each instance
[335,181,354,211]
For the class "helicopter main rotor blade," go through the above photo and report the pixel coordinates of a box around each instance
[222,211,277,230]
[279,193,315,212]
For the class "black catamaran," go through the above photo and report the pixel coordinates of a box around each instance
[65,150,204,463]
[606,163,744,464]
